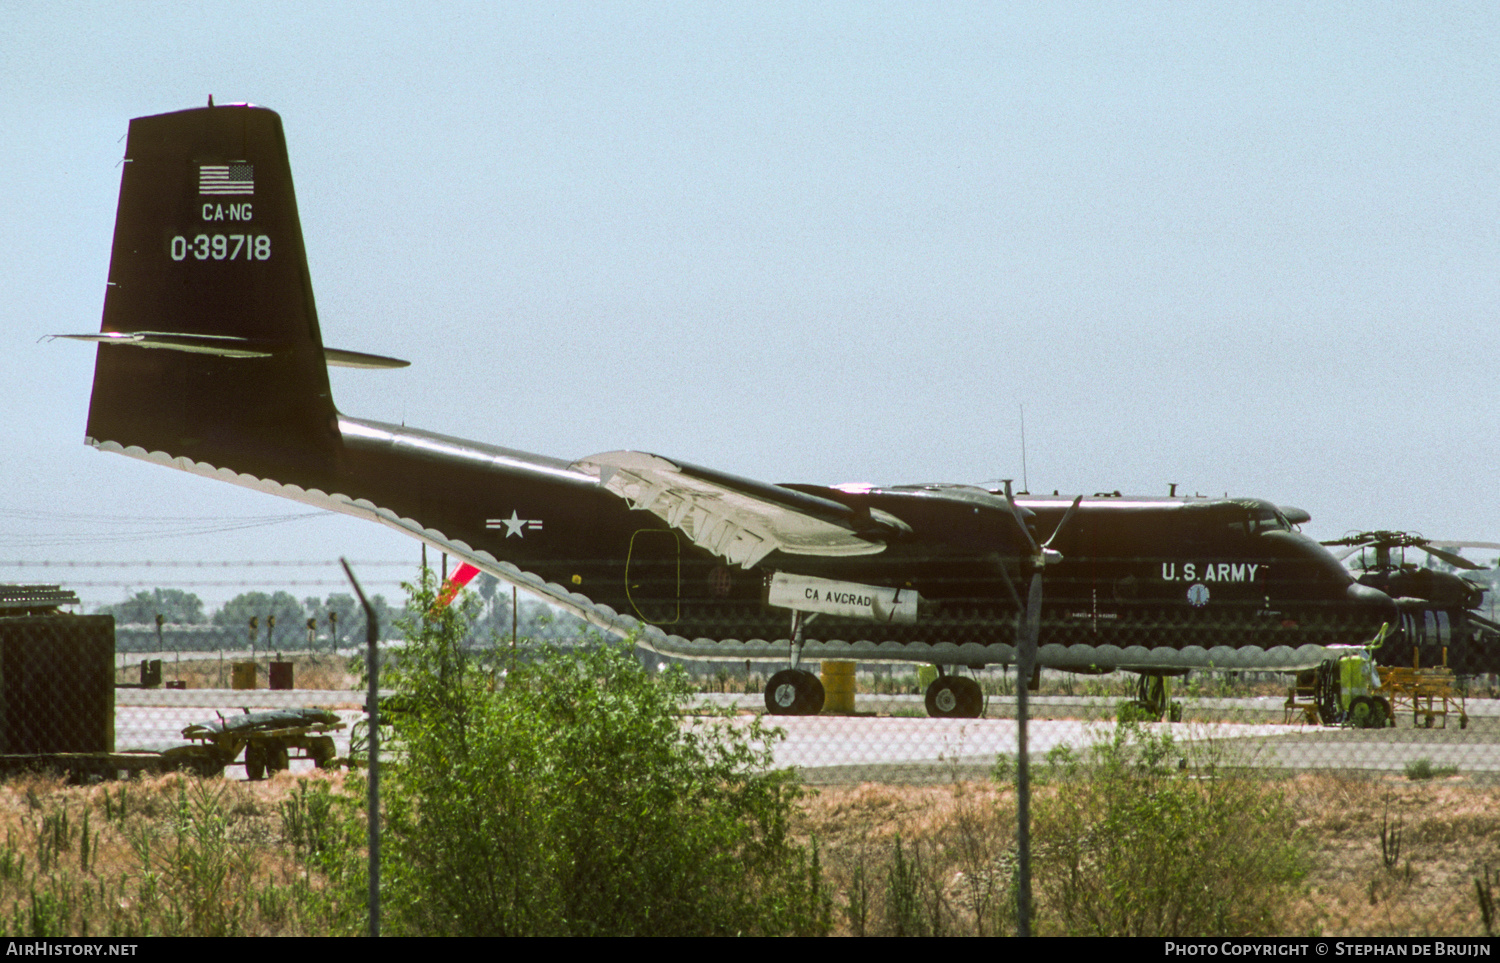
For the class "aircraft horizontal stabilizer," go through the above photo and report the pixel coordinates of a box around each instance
[572,451,899,569]
[323,347,410,369]
[53,331,273,359]
[55,333,408,369]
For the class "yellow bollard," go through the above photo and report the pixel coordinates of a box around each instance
[821,660,857,714]
[231,661,258,690]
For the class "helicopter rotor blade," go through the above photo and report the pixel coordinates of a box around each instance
[1417,544,1486,571]
[1319,531,1499,571]
[1330,543,1368,562]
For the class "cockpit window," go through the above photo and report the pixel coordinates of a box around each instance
[1247,507,1291,535]
[1188,503,1292,539]
[1177,500,1291,545]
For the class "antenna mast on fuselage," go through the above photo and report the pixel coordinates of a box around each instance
[1019,404,1028,493]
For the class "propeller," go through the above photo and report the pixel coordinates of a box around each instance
[1001,483,1081,659]
[999,482,1080,938]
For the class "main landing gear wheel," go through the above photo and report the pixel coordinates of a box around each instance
[765,668,825,716]
[924,676,984,719]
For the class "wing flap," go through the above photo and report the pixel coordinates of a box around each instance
[572,451,895,569]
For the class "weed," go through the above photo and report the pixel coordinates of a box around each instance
[278,780,337,859]
[1116,700,1158,723]
[790,836,835,937]
[1032,722,1306,936]
[1478,866,1495,937]
[1403,759,1458,781]
[845,850,870,936]
[1380,793,1402,870]
[126,779,253,936]
[992,742,1084,786]
[883,834,930,936]
[35,806,71,873]
[78,808,94,875]
[949,778,1011,936]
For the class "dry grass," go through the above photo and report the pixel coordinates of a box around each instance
[0,753,1495,935]
[796,781,1017,935]
[1285,773,1500,936]
[795,773,1500,937]
[0,769,356,937]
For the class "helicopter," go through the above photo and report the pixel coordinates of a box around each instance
[1320,531,1500,678]
[60,103,1402,718]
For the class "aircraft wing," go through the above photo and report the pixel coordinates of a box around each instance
[572,451,905,569]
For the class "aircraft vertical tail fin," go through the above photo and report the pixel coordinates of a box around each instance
[83,104,340,483]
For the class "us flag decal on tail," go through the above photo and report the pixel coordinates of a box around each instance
[199,163,254,195]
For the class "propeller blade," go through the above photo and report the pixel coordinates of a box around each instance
[1024,572,1043,638]
[1041,495,1083,554]
[1001,480,1040,555]
[1016,571,1043,675]
[1002,484,1057,681]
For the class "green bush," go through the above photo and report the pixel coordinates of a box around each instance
[1403,758,1458,781]
[1033,722,1306,937]
[370,573,828,936]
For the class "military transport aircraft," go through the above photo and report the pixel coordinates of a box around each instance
[61,104,1401,717]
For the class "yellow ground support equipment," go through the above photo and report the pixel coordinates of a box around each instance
[1379,646,1469,730]
[1286,624,1394,728]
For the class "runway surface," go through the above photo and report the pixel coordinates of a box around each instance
[115,688,1500,784]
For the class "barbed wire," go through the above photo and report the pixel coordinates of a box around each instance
[0,560,414,568]
[0,515,344,547]
[44,580,411,588]
[1,560,450,589]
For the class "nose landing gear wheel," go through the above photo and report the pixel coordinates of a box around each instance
[924,676,984,719]
[765,668,825,716]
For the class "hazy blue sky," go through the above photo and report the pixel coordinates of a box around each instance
[2,3,1496,611]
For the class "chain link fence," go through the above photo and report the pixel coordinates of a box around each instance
[0,585,1497,938]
